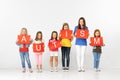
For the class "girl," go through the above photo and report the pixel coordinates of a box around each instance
[90,29,105,72]
[48,31,59,72]
[33,31,44,72]
[16,28,33,73]
[73,17,88,72]
[59,23,73,72]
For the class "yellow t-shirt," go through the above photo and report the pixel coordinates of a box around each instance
[61,39,72,47]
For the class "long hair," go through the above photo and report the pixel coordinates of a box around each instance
[94,29,101,37]
[78,17,86,29]
[50,31,58,40]
[62,23,69,30]
[35,31,43,41]
[20,27,28,35]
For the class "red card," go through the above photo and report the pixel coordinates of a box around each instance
[76,29,89,39]
[48,40,61,50]
[18,35,30,44]
[60,30,73,39]
[33,43,44,52]
[90,37,103,46]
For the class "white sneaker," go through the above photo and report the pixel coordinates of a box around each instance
[82,68,85,72]
[50,67,53,72]
[97,69,101,72]
[66,67,69,72]
[78,68,82,72]
[62,67,66,72]
[22,68,26,73]
[55,67,58,72]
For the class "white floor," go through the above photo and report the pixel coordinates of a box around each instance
[0,69,120,80]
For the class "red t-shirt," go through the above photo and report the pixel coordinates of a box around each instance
[19,44,29,52]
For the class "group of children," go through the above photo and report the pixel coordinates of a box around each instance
[16,17,105,73]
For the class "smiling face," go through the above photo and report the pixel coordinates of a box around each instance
[21,28,27,35]
[79,19,84,28]
[95,31,100,37]
[37,33,42,40]
[63,25,69,30]
[52,32,57,39]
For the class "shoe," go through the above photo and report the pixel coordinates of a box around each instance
[62,67,66,72]
[66,67,69,72]
[94,68,98,72]
[55,67,58,72]
[50,67,53,72]
[97,69,101,72]
[82,69,85,72]
[40,69,42,72]
[29,68,33,73]
[22,68,26,73]
[36,68,39,73]
[78,68,82,72]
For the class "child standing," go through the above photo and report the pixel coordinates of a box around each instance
[59,23,73,72]
[90,29,105,72]
[16,28,33,73]
[48,31,59,72]
[73,17,89,72]
[33,31,44,72]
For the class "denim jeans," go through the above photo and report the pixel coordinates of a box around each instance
[61,47,71,67]
[93,52,101,69]
[19,52,32,69]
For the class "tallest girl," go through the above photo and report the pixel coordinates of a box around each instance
[74,17,89,72]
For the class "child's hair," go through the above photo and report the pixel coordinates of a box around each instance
[62,23,69,30]
[50,31,58,40]
[94,29,101,37]
[35,31,42,41]
[20,27,28,35]
[78,17,86,29]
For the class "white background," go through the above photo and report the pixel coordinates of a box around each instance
[0,0,120,69]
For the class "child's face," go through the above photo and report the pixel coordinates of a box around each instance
[95,31,100,37]
[21,29,27,35]
[37,33,42,39]
[64,25,69,30]
[52,33,57,39]
[79,19,84,27]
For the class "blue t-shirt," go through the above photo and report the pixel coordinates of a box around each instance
[73,26,88,46]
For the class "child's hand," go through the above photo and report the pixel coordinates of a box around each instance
[103,44,105,46]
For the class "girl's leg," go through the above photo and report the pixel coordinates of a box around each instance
[80,46,86,70]
[50,56,53,72]
[25,52,33,73]
[35,54,39,71]
[61,47,65,68]
[96,53,101,69]
[93,52,97,69]
[20,52,26,72]
[76,45,81,71]
[55,56,58,72]
[66,47,71,68]
[39,54,42,72]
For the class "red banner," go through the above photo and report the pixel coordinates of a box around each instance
[76,29,89,39]
[18,35,30,44]
[48,40,61,50]
[60,30,73,39]
[33,43,44,52]
[90,37,103,46]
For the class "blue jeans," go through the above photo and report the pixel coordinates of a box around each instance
[61,47,71,67]
[93,52,101,69]
[20,52,32,69]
